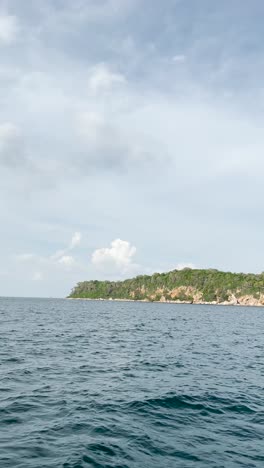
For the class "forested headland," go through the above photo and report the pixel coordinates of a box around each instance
[69,268,264,306]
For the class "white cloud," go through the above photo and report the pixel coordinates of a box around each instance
[15,232,81,278]
[0,14,18,45]
[51,231,82,263]
[70,231,81,249]
[88,63,126,94]
[92,238,137,274]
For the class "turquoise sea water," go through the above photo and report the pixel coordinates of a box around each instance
[0,298,264,467]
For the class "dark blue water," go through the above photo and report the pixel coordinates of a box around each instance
[0,298,264,467]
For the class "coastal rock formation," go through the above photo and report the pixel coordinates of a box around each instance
[69,268,264,307]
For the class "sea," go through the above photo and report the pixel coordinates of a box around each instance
[0,297,263,467]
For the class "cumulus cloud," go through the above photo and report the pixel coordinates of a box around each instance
[0,13,18,45]
[88,63,126,95]
[92,239,138,274]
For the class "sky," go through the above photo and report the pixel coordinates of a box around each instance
[1,0,264,297]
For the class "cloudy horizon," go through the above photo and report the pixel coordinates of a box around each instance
[1,0,264,297]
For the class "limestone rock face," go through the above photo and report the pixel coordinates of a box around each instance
[237,295,264,306]
[229,294,239,305]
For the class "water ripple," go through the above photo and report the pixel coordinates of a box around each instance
[0,297,264,467]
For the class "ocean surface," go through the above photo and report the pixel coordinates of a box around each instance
[0,298,264,468]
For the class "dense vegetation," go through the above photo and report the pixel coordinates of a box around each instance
[69,268,264,303]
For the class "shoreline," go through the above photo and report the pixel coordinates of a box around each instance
[67,297,264,307]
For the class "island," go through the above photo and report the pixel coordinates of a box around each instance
[68,268,264,306]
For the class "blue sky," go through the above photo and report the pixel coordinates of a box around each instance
[1,0,264,297]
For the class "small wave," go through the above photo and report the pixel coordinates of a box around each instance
[1,298,264,468]
[126,393,221,414]
[126,393,258,416]
[2,357,24,364]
